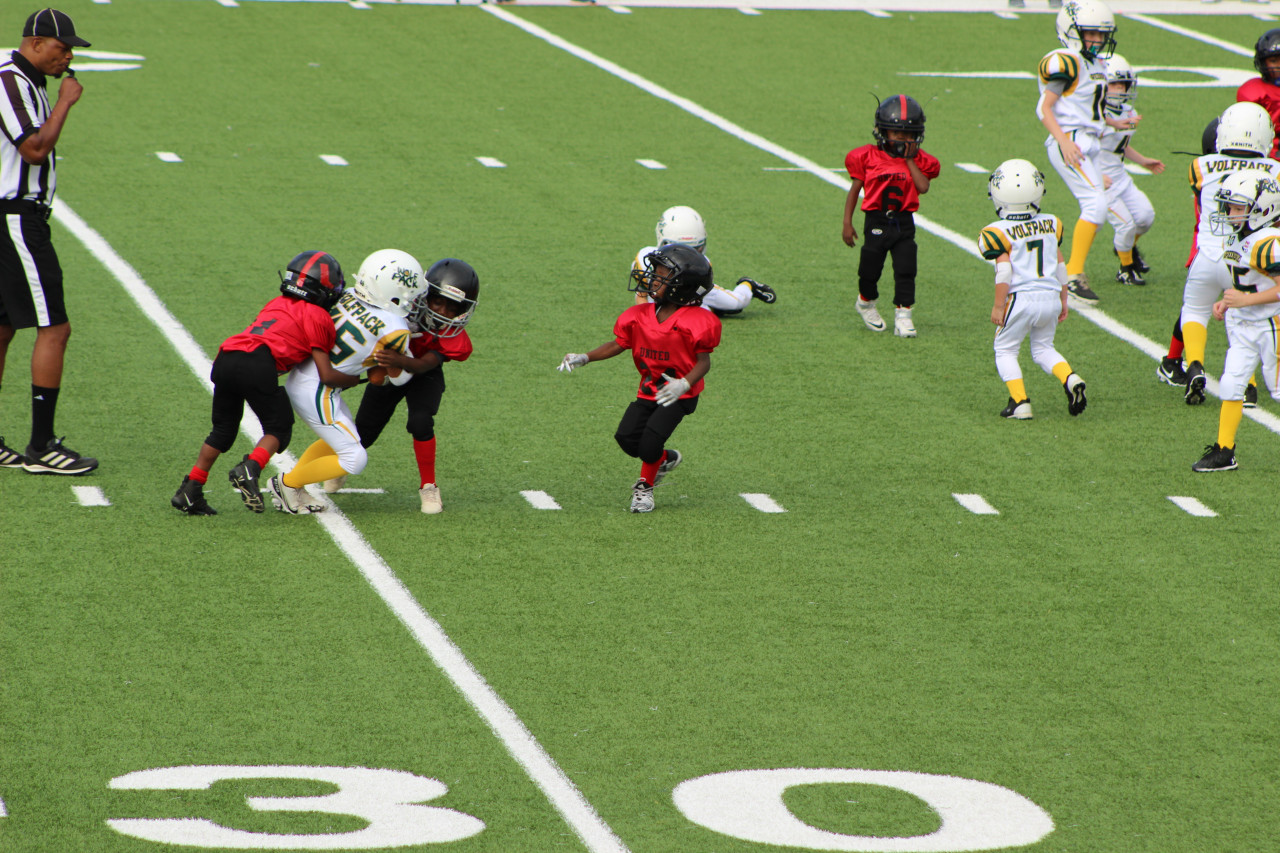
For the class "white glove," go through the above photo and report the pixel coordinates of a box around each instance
[656,375,690,407]
[558,353,588,373]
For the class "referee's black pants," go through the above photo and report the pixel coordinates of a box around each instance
[857,209,918,308]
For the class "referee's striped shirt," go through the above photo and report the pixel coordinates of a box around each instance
[0,50,55,205]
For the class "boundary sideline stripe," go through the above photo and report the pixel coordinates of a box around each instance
[52,201,628,853]
[483,4,1280,439]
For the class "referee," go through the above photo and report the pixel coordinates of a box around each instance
[0,9,96,475]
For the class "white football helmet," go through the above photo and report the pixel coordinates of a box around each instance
[1210,172,1280,237]
[1104,54,1137,107]
[1056,0,1116,61]
[352,249,424,318]
[655,206,707,253]
[1215,102,1275,158]
[988,159,1046,218]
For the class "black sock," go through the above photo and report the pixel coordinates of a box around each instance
[30,384,59,449]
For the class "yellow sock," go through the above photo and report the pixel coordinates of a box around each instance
[1182,321,1208,366]
[295,438,335,467]
[1118,249,1134,266]
[1051,361,1073,384]
[283,449,347,489]
[1218,400,1244,449]
[1066,219,1099,276]
[1005,378,1028,402]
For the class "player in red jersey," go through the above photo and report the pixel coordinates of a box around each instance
[324,258,478,515]
[557,243,722,514]
[1237,28,1280,159]
[170,251,357,515]
[843,94,941,338]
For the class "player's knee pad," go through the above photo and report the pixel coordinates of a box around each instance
[336,443,368,476]
[405,411,436,443]
[204,425,239,454]
[614,431,641,458]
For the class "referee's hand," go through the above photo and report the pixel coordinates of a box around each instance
[58,73,83,107]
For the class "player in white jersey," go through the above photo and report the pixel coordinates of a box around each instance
[1169,102,1280,406]
[1098,54,1164,286]
[1036,0,1118,305]
[268,249,420,513]
[632,205,775,316]
[980,159,1087,420]
[1192,173,1280,471]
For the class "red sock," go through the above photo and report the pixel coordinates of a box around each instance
[188,466,209,485]
[249,446,271,468]
[414,437,436,487]
[1167,336,1185,360]
[640,455,661,486]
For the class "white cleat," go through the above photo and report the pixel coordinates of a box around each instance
[856,297,886,332]
[268,475,326,514]
[420,483,443,514]
[629,479,654,513]
[322,475,347,494]
[893,307,917,338]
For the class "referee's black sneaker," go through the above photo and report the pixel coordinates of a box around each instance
[23,437,98,475]
[0,436,25,468]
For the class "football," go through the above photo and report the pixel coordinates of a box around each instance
[366,365,404,386]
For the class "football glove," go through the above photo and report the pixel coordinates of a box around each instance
[558,353,589,373]
[656,376,690,407]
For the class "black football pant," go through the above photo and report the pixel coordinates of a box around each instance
[207,346,293,452]
[857,209,918,308]
[615,395,697,464]
[354,367,445,446]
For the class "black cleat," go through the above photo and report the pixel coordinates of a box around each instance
[1245,383,1258,409]
[228,455,265,512]
[1192,443,1237,472]
[1064,374,1088,416]
[1115,264,1146,286]
[739,277,777,304]
[171,476,218,515]
[23,437,97,475]
[1000,397,1033,420]
[1184,361,1207,406]
[1067,275,1099,304]
[0,436,25,468]
[1157,357,1187,386]
[1131,244,1150,274]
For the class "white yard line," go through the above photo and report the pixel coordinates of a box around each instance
[953,493,999,515]
[739,493,786,513]
[521,489,564,509]
[53,200,629,853]
[484,4,1280,441]
[72,485,111,507]
[1168,496,1218,517]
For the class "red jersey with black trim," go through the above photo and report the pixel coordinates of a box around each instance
[845,144,941,214]
[1237,77,1280,158]
[408,328,473,362]
[219,295,337,374]
[613,303,721,401]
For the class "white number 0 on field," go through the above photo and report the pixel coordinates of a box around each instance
[106,765,485,850]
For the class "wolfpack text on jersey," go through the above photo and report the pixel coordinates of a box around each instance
[979,213,1065,293]
[1189,154,1280,262]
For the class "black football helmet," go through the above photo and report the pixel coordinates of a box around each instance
[630,243,712,307]
[873,94,926,158]
[1202,117,1220,156]
[411,258,478,338]
[1255,28,1280,82]
[279,251,345,309]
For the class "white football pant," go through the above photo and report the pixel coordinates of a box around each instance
[994,291,1067,383]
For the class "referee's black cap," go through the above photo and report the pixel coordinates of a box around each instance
[23,9,91,48]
